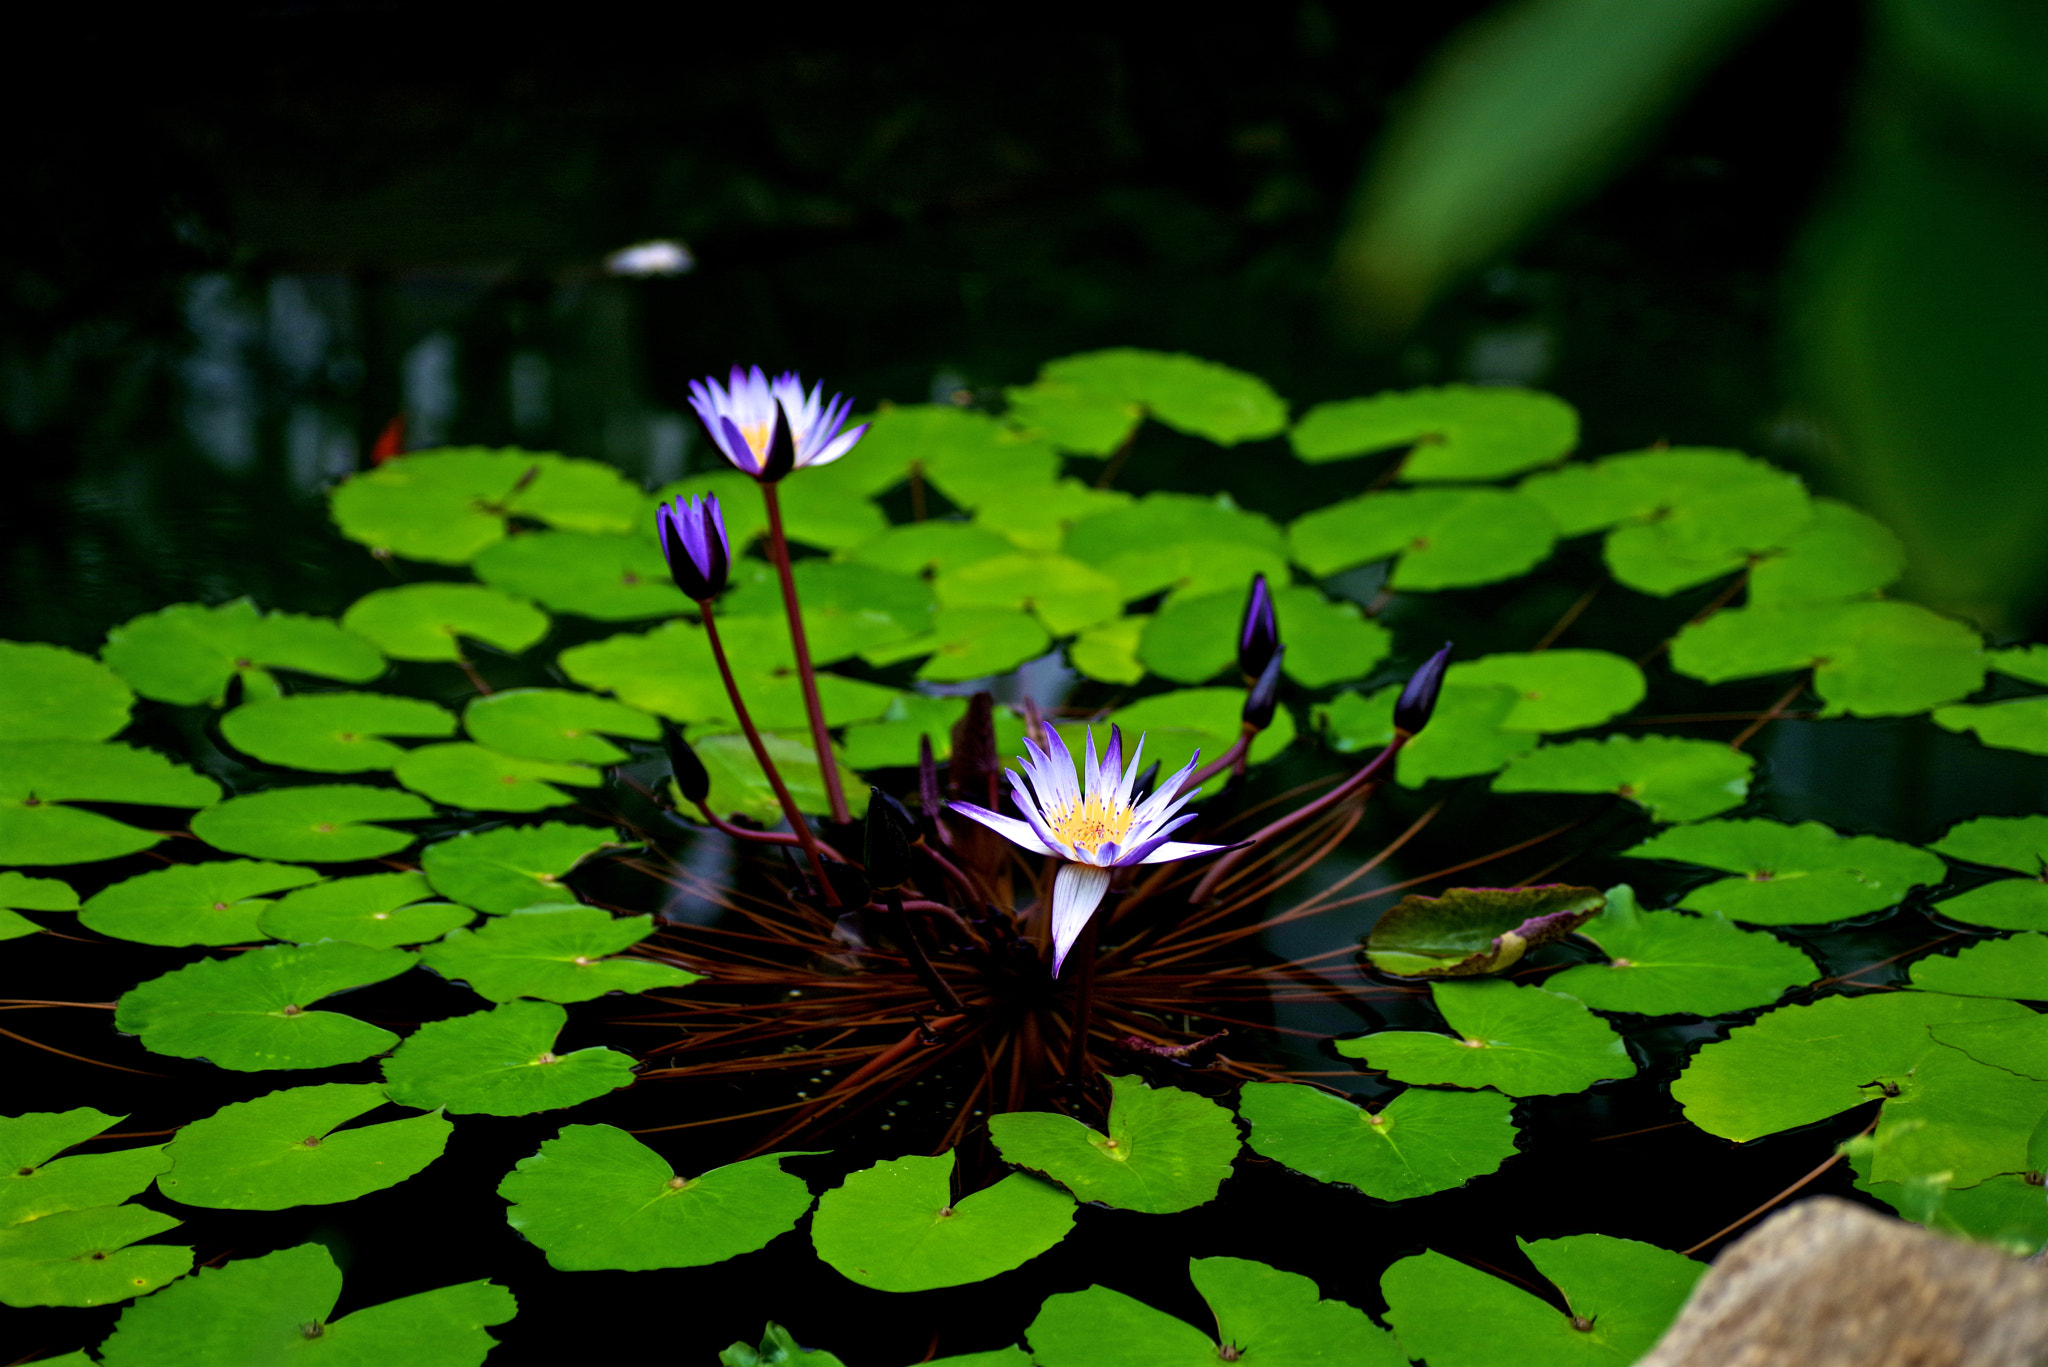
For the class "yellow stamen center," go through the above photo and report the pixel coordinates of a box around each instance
[1045,792,1136,857]
[739,421,772,455]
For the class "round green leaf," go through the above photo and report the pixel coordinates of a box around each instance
[1291,385,1578,481]
[0,640,134,742]
[1544,887,1817,1015]
[1492,734,1754,822]
[1004,380,1142,456]
[1069,617,1147,685]
[1993,646,2048,687]
[115,943,415,1071]
[0,740,220,865]
[1065,493,1290,600]
[850,520,1018,577]
[1624,819,1945,925]
[497,1123,814,1270]
[1363,885,1603,977]
[0,870,74,939]
[219,692,456,772]
[1910,934,2048,999]
[1336,979,1635,1096]
[888,607,1052,683]
[472,530,689,621]
[1237,1082,1518,1201]
[1746,498,1906,606]
[693,732,870,824]
[101,599,383,705]
[838,406,1060,510]
[656,464,886,552]
[190,785,433,862]
[1141,586,1391,689]
[81,860,322,946]
[383,1001,635,1116]
[934,553,1123,636]
[1287,487,1558,589]
[260,871,474,948]
[1671,992,2032,1141]
[330,446,642,562]
[1032,349,1288,447]
[1933,881,2048,932]
[0,1203,189,1309]
[1672,600,1985,717]
[340,583,550,662]
[0,1109,172,1225]
[839,694,969,770]
[156,1083,451,1210]
[95,1241,514,1367]
[1866,1045,2048,1187]
[1864,1172,2048,1256]
[811,1150,1074,1293]
[1449,649,1645,732]
[1100,689,1296,798]
[1933,814,2048,873]
[394,743,600,812]
[719,559,936,664]
[1933,1012,2048,1079]
[419,905,699,1003]
[1317,680,1537,785]
[987,1075,1239,1213]
[976,478,1135,554]
[1934,697,2048,757]
[420,822,627,913]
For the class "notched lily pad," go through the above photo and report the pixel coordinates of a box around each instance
[1337,979,1635,1097]
[420,821,628,913]
[0,1109,172,1225]
[190,784,434,863]
[987,1074,1239,1213]
[156,1082,451,1210]
[0,740,220,866]
[419,905,699,1002]
[1237,1082,1518,1202]
[1624,819,1944,925]
[341,582,550,661]
[472,529,689,621]
[1909,934,2048,1000]
[330,445,642,562]
[1362,885,1604,978]
[219,692,456,772]
[463,688,661,763]
[395,742,601,812]
[1493,734,1753,823]
[811,1150,1075,1293]
[0,870,78,939]
[1291,384,1578,481]
[1287,487,1558,589]
[115,943,416,1071]
[383,1001,636,1116]
[0,640,134,742]
[0,1202,190,1308]
[1544,886,1818,1016]
[81,860,322,946]
[101,598,383,705]
[259,870,473,948]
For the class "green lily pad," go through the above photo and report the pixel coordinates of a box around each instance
[1363,885,1604,977]
[839,694,969,770]
[115,943,415,1070]
[419,905,699,1003]
[420,822,627,913]
[934,554,1124,636]
[190,784,433,862]
[1287,487,1558,589]
[868,606,1051,683]
[1544,887,1818,1015]
[0,1203,190,1308]
[1671,991,2031,1141]
[1864,1172,2048,1256]
[1910,934,2048,999]
[849,520,1018,577]
[1003,380,1142,456]
[339,583,551,662]
[383,1001,635,1116]
[1027,1255,1405,1367]
[810,1150,1074,1293]
[652,467,884,555]
[497,1123,814,1270]
[975,478,1133,553]
[1027,349,1289,447]
[1140,586,1391,688]
[848,406,1061,510]
[1493,735,1754,822]
[1866,1044,2048,1187]
[156,1082,451,1210]
[1934,815,2048,873]
[1746,499,1906,606]
[1237,1082,1518,1201]
[1291,384,1578,481]
[0,740,219,866]
[692,731,870,824]
[1317,680,1538,785]
[330,445,642,562]
[720,1323,854,1367]
[0,871,78,941]
[101,599,384,705]
[1624,819,1945,925]
[1992,646,2048,686]
[1336,979,1634,1096]
[1934,883,2048,933]
[1931,1013,2048,1078]
[1934,697,2048,756]
[719,558,935,664]
[1069,617,1148,685]
[472,530,689,621]
[1101,688,1297,798]
[987,1074,1238,1213]
[394,743,600,811]
[1065,493,1290,601]
[259,871,474,948]
[1672,600,1985,717]
[94,1241,514,1366]
[219,692,456,772]
[1451,650,1646,732]
[81,859,322,946]
[0,1109,172,1225]
[0,640,134,742]
[1382,1235,1703,1367]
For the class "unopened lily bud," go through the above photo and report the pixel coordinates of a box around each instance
[1242,646,1286,732]
[1238,574,1279,678]
[655,493,730,600]
[864,787,918,890]
[1395,643,1453,738]
[661,721,712,805]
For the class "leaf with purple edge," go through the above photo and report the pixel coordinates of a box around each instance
[1363,885,1605,978]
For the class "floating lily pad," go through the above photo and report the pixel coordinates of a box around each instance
[1866,1044,2048,1187]
[0,640,134,742]
[1624,819,1944,925]
[1935,882,2048,932]
[1101,688,1297,798]
[934,554,1124,636]
[975,478,1134,553]
[1069,617,1148,685]
[1027,1255,1405,1367]
[259,871,473,948]
[383,1001,635,1116]
[1910,934,2048,999]
[115,943,415,1071]
[1003,380,1142,456]
[419,905,699,1002]
[1141,586,1391,689]
[0,870,76,939]
[867,606,1052,683]
[654,466,885,555]
[719,559,935,664]
[0,1203,189,1308]
[0,740,219,866]
[1451,650,1646,732]
[987,1075,1238,1213]
[1671,991,2031,1141]
[1934,815,2048,873]
[498,1123,814,1270]
[1672,600,1985,717]
[849,520,1017,577]
[839,694,969,770]
[1933,697,2048,757]
[1543,887,1817,1015]
[420,822,627,913]
[1065,493,1290,601]
[1493,735,1753,822]
[1287,487,1558,589]
[340,583,551,662]
[720,1323,854,1367]
[1746,499,1906,606]
[190,785,433,862]
[810,1150,1074,1293]
[330,445,642,562]
[848,406,1061,510]
[1291,385,1578,481]
[1026,349,1289,447]
[1317,680,1537,785]
[1237,1082,1518,1201]
[219,692,456,772]
[0,1109,171,1225]
[1932,1012,2048,1079]
[692,731,870,824]
[156,1083,451,1210]
[394,743,600,812]
[472,530,688,621]
[1336,979,1634,1096]
[1991,646,2048,686]
[1363,885,1603,977]
[81,859,322,946]
[94,1241,514,1366]
[1382,1235,1703,1367]
[101,599,383,705]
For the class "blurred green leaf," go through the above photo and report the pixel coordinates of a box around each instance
[1025,349,1288,447]
[721,560,936,664]
[1989,647,2048,687]
[1933,698,2048,757]
[82,860,322,946]
[1910,934,2048,1000]
[976,479,1134,553]
[331,447,641,563]
[1866,1045,2048,1186]
[1066,493,1289,600]
[394,744,600,812]
[0,741,220,866]
[340,584,549,662]
[462,688,660,764]
[472,531,688,621]
[692,731,869,823]
[1288,487,1557,588]
[848,520,1016,576]
[0,641,133,742]
[1069,617,1148,685]
[0,870,77,939]
[1453,648,1645,731]
[1747,499,1907,606]
[865,607,1050,683]
[935,553,1124,636]
[220,693,456,773]
[1672,600,1984,716]
[1291,385,1577,481]
[0,1203,189,1309]
[1493,735,1753,822]
[191,785,433,863]
[852,406,1061,511]
[1317,680,1536,784]
[838,694,967,770]
[1932,814,2048,873]
[0,1109,171,1226]
[1101,688,1297,797]
[101,599,383,706]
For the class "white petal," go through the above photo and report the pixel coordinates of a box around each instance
[1114,731,1147,809]
[1136,840,1234,864]
[947,801,1057,857]
[1130,752,1203,825]
[1050,863,1112,976]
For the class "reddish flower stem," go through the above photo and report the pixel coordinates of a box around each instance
[759,482,851,824]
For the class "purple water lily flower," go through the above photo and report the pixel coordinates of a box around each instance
[655,492,730,601]
[949,725,1232,976]
[686,366,868,481]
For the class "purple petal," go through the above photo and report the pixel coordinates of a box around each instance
[719,416,762,475]
[948,800,1057,857]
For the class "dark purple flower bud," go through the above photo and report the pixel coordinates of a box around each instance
[759,401,797,483]
[864,787,917,890]
[661,720,711,805]
[1242,646,1286,732]
[655,493,730,601]
[1238,574,1279,678]
[1395,642,1453,738]
[917,733,943,837]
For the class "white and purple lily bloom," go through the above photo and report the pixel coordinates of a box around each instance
[686,365,868,479]
[949,726,1231,976]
